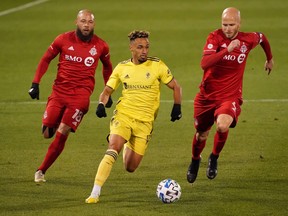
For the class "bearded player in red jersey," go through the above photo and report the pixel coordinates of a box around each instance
[28,9,113,183]
[186,7,274,183]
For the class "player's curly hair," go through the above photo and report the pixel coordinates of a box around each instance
[128,30,150,41]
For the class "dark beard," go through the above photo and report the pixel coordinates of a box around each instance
[76,28,94,42]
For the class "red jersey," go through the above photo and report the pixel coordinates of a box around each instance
[199,29,269,102]
[33,31,112,95]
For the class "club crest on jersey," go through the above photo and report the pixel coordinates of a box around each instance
[240,44,247,53]
[89,46,97,56]
[146,72,150,79]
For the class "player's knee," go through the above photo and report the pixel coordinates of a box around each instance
[196,132,209,142]
[57,123,71,135]
[125,167,136,173]
[216,123,229,133]
[124,161,139,172]
[216,114,233,132]
[125,165,137,173]
[42,126,56,139]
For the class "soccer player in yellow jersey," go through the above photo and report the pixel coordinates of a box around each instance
[85,30,182,203]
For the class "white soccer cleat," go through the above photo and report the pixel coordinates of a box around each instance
[34,170,46,183]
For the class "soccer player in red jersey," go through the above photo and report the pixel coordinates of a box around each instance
[186,7,274,183]
[28,9,113,183]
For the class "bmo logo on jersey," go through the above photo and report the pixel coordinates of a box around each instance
[223,54,246,64]
[65,55,94,67]
[84,57,94,67]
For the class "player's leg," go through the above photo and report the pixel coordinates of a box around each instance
[86,134,126,204]
[206,114,232,180]
[35,94,88,182]
[35,96,64,183]
[207,100,241,180]
[42,125,57,138]
[214,113,233,153]
[187,130,209,183]
[86,114,130,203]
[123,120,151,172]
[187,94,214,183]
[36,123,71,178]
[41,95,63,139]
[96,134,126,187]
[123,139,145,172]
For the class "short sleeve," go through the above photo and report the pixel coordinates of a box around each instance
[158,60,174,84]
[106,64,121,90]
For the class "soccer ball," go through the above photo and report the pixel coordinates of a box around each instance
[156,179,181,204]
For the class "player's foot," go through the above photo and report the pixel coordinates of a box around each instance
[34,170,46,183]
[206,153,218,179]
[85,196,99,204]
[187,158,201,183]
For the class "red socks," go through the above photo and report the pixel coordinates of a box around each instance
[192,134,206,160]
[192,130,229,159]
[213,131,229,156]
[38,131,68,173]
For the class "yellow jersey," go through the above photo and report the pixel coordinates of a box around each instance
[107,57,174,122]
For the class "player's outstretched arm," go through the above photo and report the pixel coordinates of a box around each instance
[259,33,273,75]
[28,48,57,100]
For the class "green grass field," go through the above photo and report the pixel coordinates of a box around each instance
[1,0,288,215]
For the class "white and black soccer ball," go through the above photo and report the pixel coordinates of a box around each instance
[156,179,181,204]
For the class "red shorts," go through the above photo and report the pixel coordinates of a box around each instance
[193,93,242,132]
[42,88,90,132]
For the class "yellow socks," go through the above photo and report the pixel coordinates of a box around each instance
[94,149,118,187]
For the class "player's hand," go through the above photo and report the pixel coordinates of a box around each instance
[227,39,240,52]
[170,104,182,122]
[28,83,39,100]
[96,103,107,118]
[265,58,274,75]
[105,96,113,108]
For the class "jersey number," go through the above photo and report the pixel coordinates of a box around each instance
[232,102,236,113]
[72,109,83,123]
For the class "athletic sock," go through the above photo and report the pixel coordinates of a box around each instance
[94,149,118,187]
[192,134,206,160]
[213,130,229,156]
[91,184,102,198]
[38,131,68,173]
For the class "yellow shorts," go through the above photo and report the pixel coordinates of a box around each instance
[110,112,153,156]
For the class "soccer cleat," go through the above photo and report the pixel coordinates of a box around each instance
[34,170,46,183]
[85,196,99,204]
[206,153,218,179]
[187,158,201,183]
